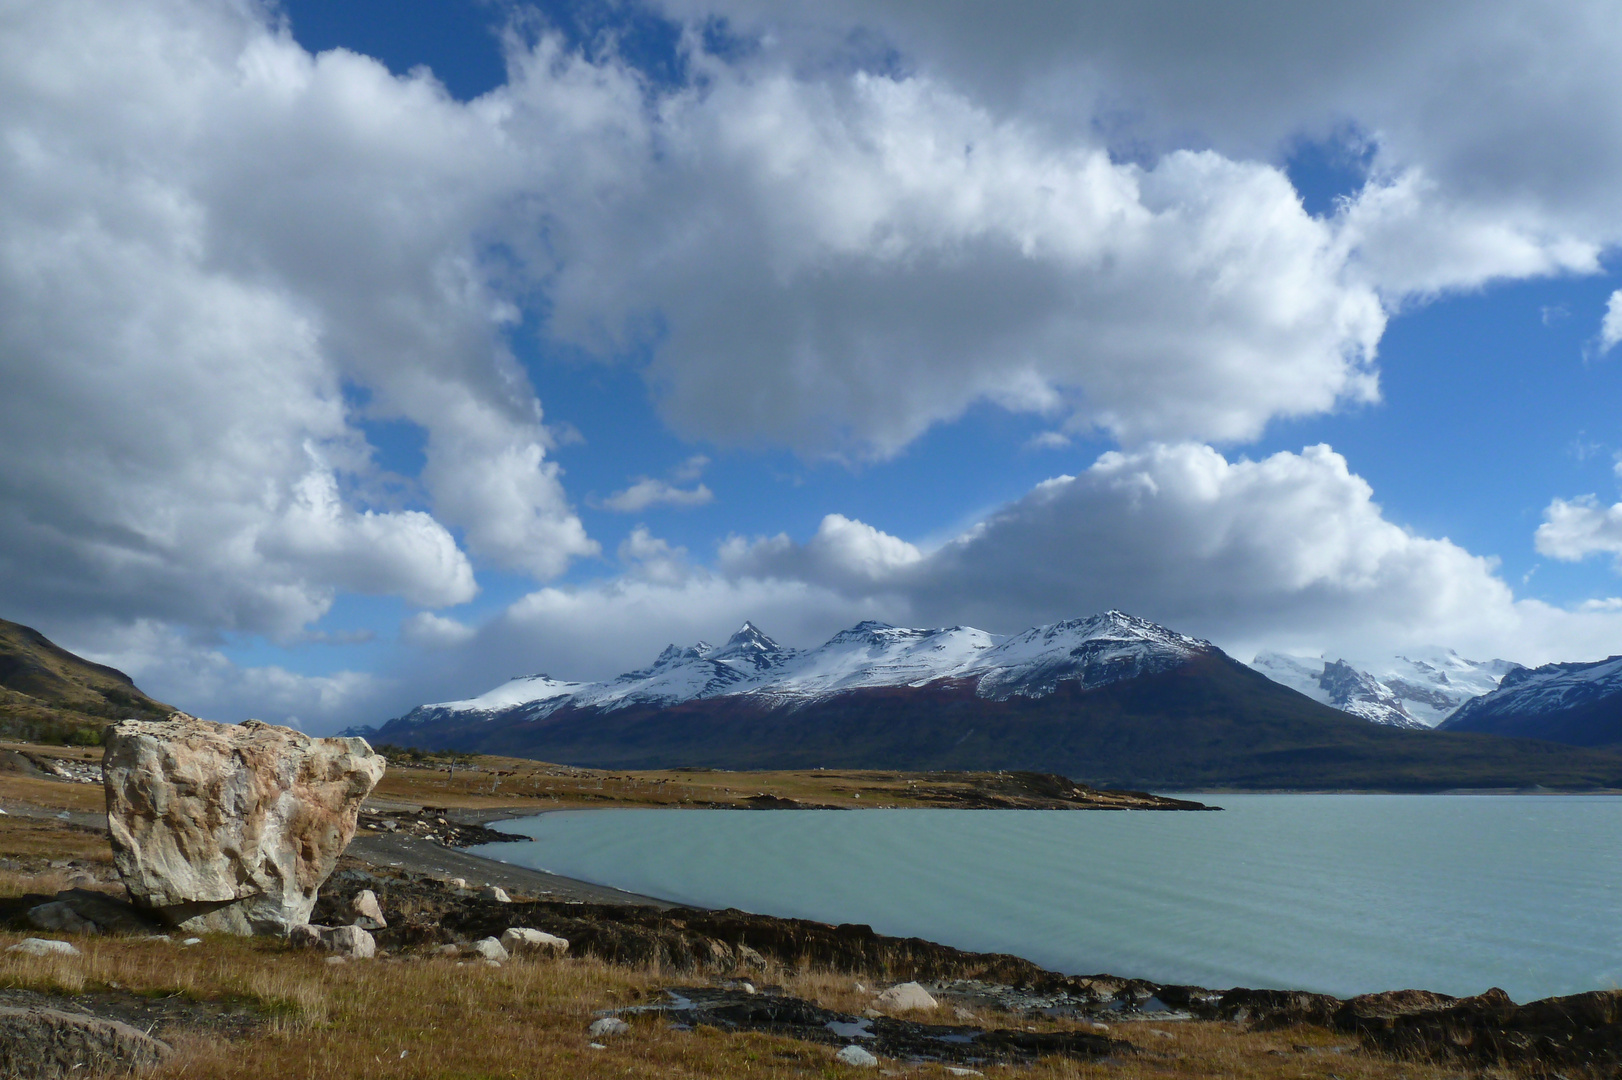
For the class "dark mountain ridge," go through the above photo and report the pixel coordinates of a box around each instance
[373,615,1622,790]
[1441,654,1622,747]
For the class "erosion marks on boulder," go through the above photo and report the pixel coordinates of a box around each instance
[0,1005,171,1080]
[103,715,384,935]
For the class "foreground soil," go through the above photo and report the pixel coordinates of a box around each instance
[2,742,1618,1078]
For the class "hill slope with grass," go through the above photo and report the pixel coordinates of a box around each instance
[0,617,172,744]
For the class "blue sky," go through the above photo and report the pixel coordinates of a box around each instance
[4,0,1622,731]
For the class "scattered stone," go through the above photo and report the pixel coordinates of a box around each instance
[1150,1029,1175,1039]
[588,1017,629,1038]
[945,1069,983,1077]
[26,901,96,935]
[181,938,202,946]
[6,938,80,958]
[874,982,938,1012]
[952,1007,978,1022]
[103,715,385,935]
[587,1042,607,1050]
[736,943,767,968]
[469,937,509,962]
[738,981,756,995]
[325,955,346,966]
[0,1005,171,1079]
[290,923,375,959]
[448,877,467,889]
[26,889,161,937]
[323,926,376,959]
[347,890,387,930]
[836,1044,879,1066]
[479,886,511,903]
[500,927,568,956]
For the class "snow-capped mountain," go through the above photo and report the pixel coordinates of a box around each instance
[1441,654,1622,747]
[1251,650,1518,729]
[390,610,1217,729]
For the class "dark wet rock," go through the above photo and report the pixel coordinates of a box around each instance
[1341,986,1622,1073]
[1215,988,1341,1030]
[623,986,1130,1065]
[9,889,165,937]
[355,808,527,848]
[0,1005,171,1078]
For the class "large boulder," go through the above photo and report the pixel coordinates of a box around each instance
[103,715,384,935]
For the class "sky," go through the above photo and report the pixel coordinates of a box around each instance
[4,0,1622,733]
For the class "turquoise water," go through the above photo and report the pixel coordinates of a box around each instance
[472,795,1622,1002]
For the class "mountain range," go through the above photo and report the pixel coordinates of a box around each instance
[1249,651,1518,729]
[1441,654,1622,747]
[365,612,1622,790]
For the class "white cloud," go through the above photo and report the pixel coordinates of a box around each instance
[527,59,1386,454]
[618,526,692,585]
[1601,290,1622,353]
[401,611,477,649]
[600,478,715,513]
[0,0,594,643]
[1536,496,1622,566]
[653,1,1622,295]
[68,619,388,730]
[716,443,1622,666]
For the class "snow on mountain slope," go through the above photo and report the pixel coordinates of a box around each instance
[965,612,1211,699]
[1442,654,1622,737]
[1252,650,1517,728]
[393,610,1218,727]
[426,674,589,716]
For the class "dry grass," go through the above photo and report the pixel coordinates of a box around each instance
[0,770,106,813]
[0,930,1485,1080]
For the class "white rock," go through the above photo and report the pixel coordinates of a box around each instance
[469,937,509,962]
[27,901,96,935]
[945,1069,983,1077]
[181,937,202,946]
[500,927,569,956]
[347,890,387,930]
[324,955,346,966]
[103,715,385,935]
[448,878,467,889]
[8,938,80,957]
[322,925,376,959]
[588,1017,629,1038]
[873,981,937,1012]
[835,1044,879,1066]
[479,886,511,903]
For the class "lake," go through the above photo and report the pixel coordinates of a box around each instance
[471,794,1622,1002]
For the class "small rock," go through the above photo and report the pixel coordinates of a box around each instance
[347,889,387,930]
[952,1006,978,1021]
[588,1042,607,1050]
[6,938,80,958]
[325,955,346,965]
[469,937,509,962]
[738,981,756,995]
[500,927,568,956]
[322,925,376,959]
[436,943,460,956]
[26,901,96,935]
[588,1017,629,1038]
[1090,1021,1110,1031]
[1151,1029,1175,1039]
[736,943,767,968]
[181,937,202,946]
[853,982,867,993]
[873,981,937,1012]
[945,1069,984,1078]
[479,886,511,903]
[835,1044,879,1067]
[288,924,324,950]
[447,877,467,889]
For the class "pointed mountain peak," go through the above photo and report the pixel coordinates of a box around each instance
[710,621,793,670]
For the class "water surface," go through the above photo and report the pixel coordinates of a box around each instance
[473,795,1622,1001]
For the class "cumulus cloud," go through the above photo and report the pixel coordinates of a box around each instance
[0,0,593,642]
[527,60,1385,454]
[654,1,1622,293]
[401,612,477,649]
[714,444,1622,666]
[1602,290,1622,353]
[600,479,715,512]
[1536,496,1622,566]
